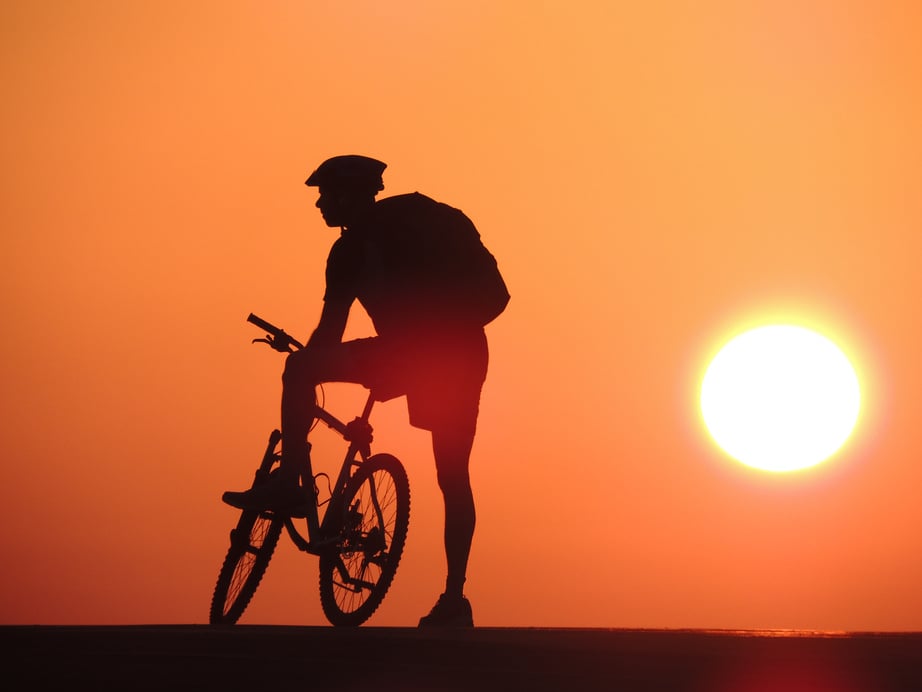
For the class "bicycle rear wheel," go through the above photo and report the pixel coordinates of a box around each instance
[210,509,283,624]
[319,453,410,626]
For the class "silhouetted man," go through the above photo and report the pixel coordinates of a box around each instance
[224,155,508,627]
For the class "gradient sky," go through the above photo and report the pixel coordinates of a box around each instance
[2,1,921,629]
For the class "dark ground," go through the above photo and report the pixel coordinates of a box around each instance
[2,626,921,691]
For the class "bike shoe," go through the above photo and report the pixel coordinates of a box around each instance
[222,474,310,516]
[418,593,474,628]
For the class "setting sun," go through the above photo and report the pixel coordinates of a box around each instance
[701,325,861,473]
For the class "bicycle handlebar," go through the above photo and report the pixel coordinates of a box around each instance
[247,313,304,352]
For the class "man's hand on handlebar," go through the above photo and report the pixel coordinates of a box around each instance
[252,333,297,353]
[247,313,305,352]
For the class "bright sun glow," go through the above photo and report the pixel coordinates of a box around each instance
[701,325,861,472]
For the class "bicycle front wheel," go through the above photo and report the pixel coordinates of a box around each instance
[210,509,283,624]
[319,453,410,626]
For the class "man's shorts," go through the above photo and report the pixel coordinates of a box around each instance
[322,330,488,433]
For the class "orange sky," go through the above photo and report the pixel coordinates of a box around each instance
[2,1,921,629]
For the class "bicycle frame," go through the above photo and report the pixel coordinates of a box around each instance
[278,390,377,556]
[212,313,411,626]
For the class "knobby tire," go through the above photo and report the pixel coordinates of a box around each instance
[210,509,283,624]
[318,453,410,626]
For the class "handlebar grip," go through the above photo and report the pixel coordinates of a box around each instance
[247,313,281,335]
[247,313,305,351]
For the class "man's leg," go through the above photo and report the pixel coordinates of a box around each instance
[224,344,365,512]
[419,422,477,627]
[279,349,321,480]
[432,425,477,599]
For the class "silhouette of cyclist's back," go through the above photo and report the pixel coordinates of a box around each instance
[224,155,508,627]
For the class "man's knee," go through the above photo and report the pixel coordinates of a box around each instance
[432,422,476,459]
[432,425,476,494]
[282,350,320,389]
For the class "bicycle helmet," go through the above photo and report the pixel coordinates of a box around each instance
[305,155,387,192]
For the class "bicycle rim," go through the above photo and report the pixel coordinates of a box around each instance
[318,454,410,626]
[210,510,283,624]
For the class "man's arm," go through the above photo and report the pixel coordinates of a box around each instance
[306,298,351,349]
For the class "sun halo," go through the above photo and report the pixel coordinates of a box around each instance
[700,325,861,473]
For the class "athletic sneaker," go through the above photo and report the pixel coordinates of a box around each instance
[418,593,474,628]
[222,473,310,516]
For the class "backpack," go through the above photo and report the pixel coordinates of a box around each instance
[372,193,510,328]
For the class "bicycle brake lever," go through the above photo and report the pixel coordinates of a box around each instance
[252,335,293,353]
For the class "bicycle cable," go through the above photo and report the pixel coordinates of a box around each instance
[313,471,332,507]
[310,383,325,433]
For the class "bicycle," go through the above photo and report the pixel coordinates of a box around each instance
[209,313,411,627]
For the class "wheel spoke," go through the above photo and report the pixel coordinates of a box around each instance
[318,455,410,626]
[210,512,282,624]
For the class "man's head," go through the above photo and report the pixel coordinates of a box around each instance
[305,155,386,228]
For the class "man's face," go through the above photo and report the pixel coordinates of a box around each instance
[315,187,348,227]
[315,185,374,228]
